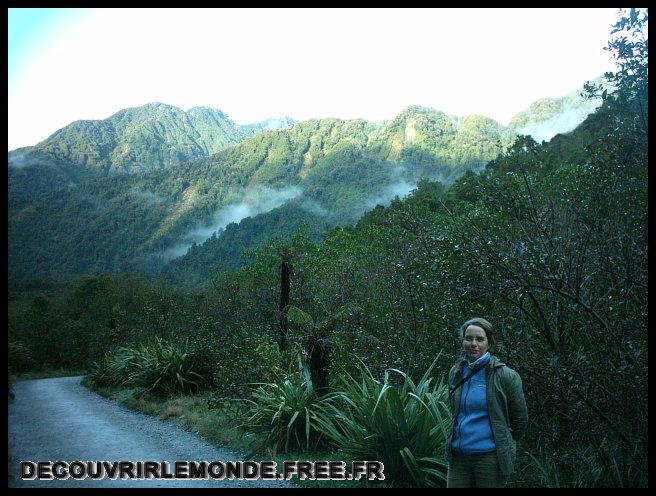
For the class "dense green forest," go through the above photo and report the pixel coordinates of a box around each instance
[9,107,502,285]
[8,103,295,175]
[8,9,647,488]
[8,92,598,287]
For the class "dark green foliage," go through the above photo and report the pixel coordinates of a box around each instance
[8,340,37,372]
[241,355,332,455]
[86,338,203,396]
[9,100,544,287]
[10,103,295,175]
[312,357,451,487]
[162,201,332,289]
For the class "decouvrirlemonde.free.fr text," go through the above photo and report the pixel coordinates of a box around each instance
[21,460,385,481]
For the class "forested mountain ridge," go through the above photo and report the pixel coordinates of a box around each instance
[508,76,609,142]
[240,116,297,134]
[8,83,602,287]
[8,106,511,286]
[7,102,296,175]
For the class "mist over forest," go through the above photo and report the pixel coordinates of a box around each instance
[8,79,604,286]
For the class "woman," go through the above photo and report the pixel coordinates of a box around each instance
[444,317,528,488]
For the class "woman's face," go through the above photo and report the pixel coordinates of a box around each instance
[463,325,489,361]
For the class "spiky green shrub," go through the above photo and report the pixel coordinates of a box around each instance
[85,358,110,388]
[127,338,204,396]
[86,338,203,396]
[240,357,333,456]
[313,355,452,487]
[86,346,141,388]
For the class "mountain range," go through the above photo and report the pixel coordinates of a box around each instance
[9,103,296,175]
[8,81,603,288]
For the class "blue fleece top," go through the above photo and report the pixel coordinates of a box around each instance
[451,352,496,454]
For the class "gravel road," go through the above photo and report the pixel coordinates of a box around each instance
[8,376,293,488]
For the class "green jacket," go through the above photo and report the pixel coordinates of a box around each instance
[444,354,528,477]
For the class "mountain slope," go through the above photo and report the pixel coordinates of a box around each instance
[8,103,295,176]
[9,107,507,285]
[507,76,610,142]
[8,82,603,287]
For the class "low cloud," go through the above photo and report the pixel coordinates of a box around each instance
[8,153,48,170]
[299,198,329,217]
[129,188,165,204]
[351,179,417,219]
[161,185,302,261]
[518,99,601,143]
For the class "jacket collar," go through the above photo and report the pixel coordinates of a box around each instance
[461,351,491,369]
[488,354,506,368]
[457,353,505,371]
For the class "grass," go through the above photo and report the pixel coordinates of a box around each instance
[312,355,451,487]
[239,360,333,456]
[80,354,451,488]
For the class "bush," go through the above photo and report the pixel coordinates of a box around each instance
[86,338,204,396]
[313,355,452,487]
[240,355,332,456]
[211,335,295,397]
[517,438,648,488]
[8,340,37,372]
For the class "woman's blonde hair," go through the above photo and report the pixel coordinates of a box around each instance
[459,317,494,348]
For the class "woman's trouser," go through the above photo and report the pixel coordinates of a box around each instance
[446,451,507,488]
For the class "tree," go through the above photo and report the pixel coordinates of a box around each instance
[584,8,648,137]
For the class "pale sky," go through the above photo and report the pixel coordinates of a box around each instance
[8,8,622,151]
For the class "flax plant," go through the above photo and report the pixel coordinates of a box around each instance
[313,354,452,487]
[241,356,333,456]
[87,346,141,388]
[86,338,203,396]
